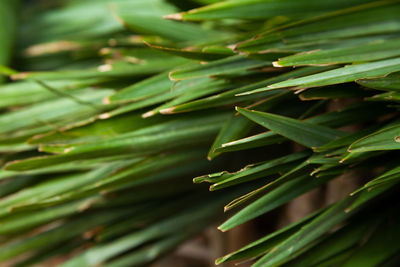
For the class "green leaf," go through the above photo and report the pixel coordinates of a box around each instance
[219,173,334,231]
[0,88,113,136]
[349,124,400,153]
[13,57,188,81]
[238,2,400,53]
[0,197,100,235]
[299,84,369,100]
[269,57,400,89]
[0,208,129,261]
[4,113,228,171]
[146,43,233,61]
[208,92,292,159]
[216,208,325,264]
[236,107,343,148]
[275,38,400,67]
[215,131,286,153]
[354,166,400,193]
[165,67,331,113]
[357,72,400,91]
[341,215,400,267]
[208,113,253,160]
[114,1,225,42]
[0,78,105,108]
[108,72,173,103]
[284,216,380,267]
[252,197,354,267]
[60,196,229,267]
[209,151,309,191]
[170,0,372,21]
[0,0,18,67]
[169,55,270,81]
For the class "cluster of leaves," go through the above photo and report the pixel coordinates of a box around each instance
[1,0,400,266]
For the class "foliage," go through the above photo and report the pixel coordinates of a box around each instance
[0,0,399,266]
